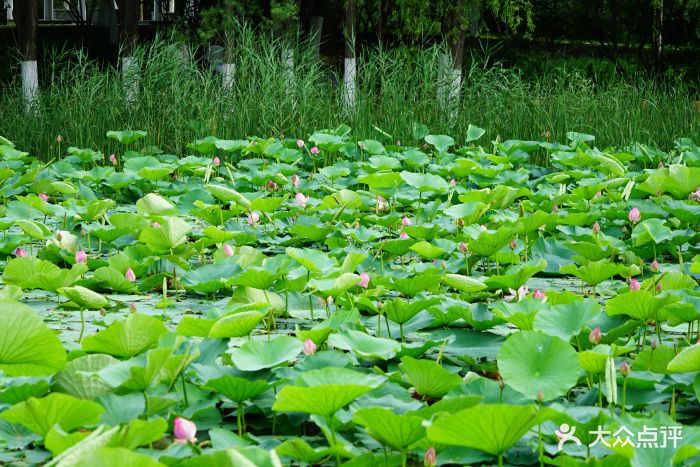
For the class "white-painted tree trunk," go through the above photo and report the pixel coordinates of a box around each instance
[21,60,39,114]
[152,0,161,20]
[448,67,462,123]
[121,56,139,107]
[7,0,13,21]
[282,47,294,98]
[343,58,356,112]
[221,63,235,90]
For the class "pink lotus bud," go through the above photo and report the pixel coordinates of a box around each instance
[310,146,319,155]
[247,211,260,225]
[690,188,700,202]
[620,361,631,377]
[267,180,278,191]
[15,247,27,257]
[327,296,334,305]
[125,267,136,282]
[292,174,300,187]
[402,216,411,227]
[589,327,601,345]
[223,243,233,256]
[552,205,559,212]
[651,340,657,350]
[510,239,517,249]
[75,250,87,264]
[358,272,370,288]
[296,139,305,148]
[628,207,641,223]
[295,192,307,207]
[449,178,456,186]
[595,191,602,198]
[533,289,545,300]
[303,338,317,355]
[376,196,388,212]
[656,282,663,292]
[38,193,49,202]
[536,390,545,403]
[212,156,220,167]
[109,154,117,165]
[399,232,409,239]
[459,242,468,253]
[396,140,401,146]
[424,447,437,467]
[592,222,600,234]
[129,302,137,313]
[650,259,659,272]
[629,278,641,291]
[56,134,63,143]
[173,417,197,443]
[152,221,161,228]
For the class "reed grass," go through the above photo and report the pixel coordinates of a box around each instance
[1,25,698,159]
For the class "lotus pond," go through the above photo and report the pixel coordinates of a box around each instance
[1,127,700,466]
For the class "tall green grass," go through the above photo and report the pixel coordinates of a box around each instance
[1,26,698,159]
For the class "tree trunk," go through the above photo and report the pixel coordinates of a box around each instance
[652,0,663,69]
[222,0,235,90]
[14,0,39,112]
[309,15,323,62]
[447,2,467,122]
[116,0,139,56]
[343,0,357,112]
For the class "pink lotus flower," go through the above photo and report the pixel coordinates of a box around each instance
[247,211,260,225]
[129,302,138,313]
[358,272,370,288]
[402,216,411,227]
[620,361,631,377]
[510,239,517,249]
[109,154,117,165]
[505,285,528,302]
[424,447,437,467]
[376,196,388,212]
[589,327,601,345]
[125,267,136,282]
[628,207,641,223]
[399,232,409,239]
[396,140,401,146]
[212,156,220,167]
[223,243,233,256]
[291,174,300,187]
[296,139,304,148]
[629,278,641,291]
[458,242,468,253]
[533,289,546,300]
[38,193,49,202]
[594,191,602,198]
[267,180,278,191]
[303,338,317,356]
[295,192,307,207]
[15,247,27,257]
[690,188,700,202]
[592,222,600,234]
[449,178,456,186]
[650,259,659,272]
[310,146,319,155]
[173,417,197,443]
[75,250,87,264]
[327,296,334,305]
[152,222,161,228]
[656,282,663,292]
